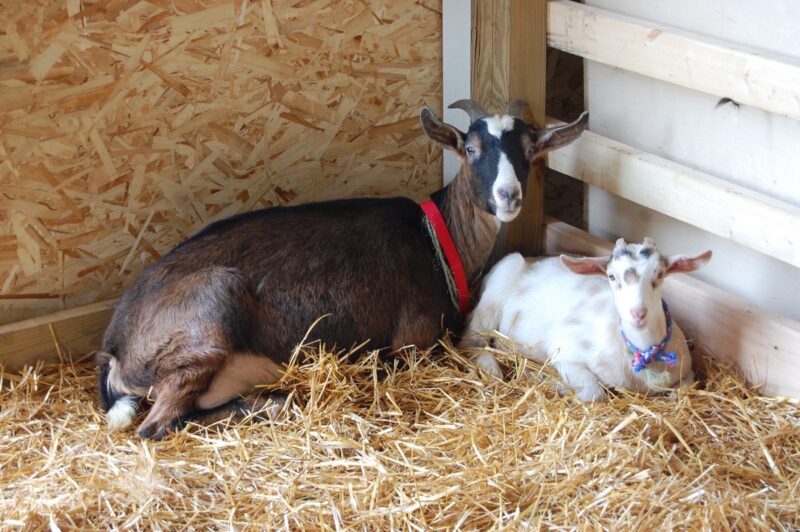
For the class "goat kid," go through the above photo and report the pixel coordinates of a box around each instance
[98,101,589,438]
[460,238,711,401]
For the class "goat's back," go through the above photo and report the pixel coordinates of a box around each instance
[476,254,618,359]
[103,197,456,371]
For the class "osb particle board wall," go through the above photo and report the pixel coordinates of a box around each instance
[0,0,443,325]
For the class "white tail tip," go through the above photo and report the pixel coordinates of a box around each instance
[106,396,137,430]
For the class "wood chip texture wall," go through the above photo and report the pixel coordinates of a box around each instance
[0,0,443,325]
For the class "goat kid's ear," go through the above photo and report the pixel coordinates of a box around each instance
[560,254,609,276]
[665,250,712,275]
[529,111,589,160]
[420,107,466,155]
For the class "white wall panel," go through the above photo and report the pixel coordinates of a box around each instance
[586,0,800,320]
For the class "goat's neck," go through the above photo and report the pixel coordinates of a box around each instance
[620,309,668,351]
[430,168,501,284]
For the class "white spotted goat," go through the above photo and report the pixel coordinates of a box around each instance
[460,238,711,401]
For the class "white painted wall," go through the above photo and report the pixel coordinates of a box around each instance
[441,0,472,184]
[440,0,800,320]
[585,0,800,321]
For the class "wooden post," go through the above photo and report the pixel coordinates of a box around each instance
[472,0,548,255]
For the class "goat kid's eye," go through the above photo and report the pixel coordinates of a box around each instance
[608,274,615,282]
[465,146,476,157]
[658,272,664,279]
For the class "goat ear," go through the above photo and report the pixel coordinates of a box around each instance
[560,254,609,276]
[420,107,466,154]
[665,250,712,275]
[529,111,589,160]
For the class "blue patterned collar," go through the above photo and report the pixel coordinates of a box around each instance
[621,300,677,373]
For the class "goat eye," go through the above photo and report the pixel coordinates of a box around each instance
[465,146,476,157]
[608,274,615,282]
[658,272,664,279]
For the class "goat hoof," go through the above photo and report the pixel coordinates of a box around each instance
[137,424,165,440]
[137,420,179,440]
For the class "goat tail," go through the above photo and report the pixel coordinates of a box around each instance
[96,352,140,431]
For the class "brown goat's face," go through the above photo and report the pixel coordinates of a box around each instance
[465,115,531,222]
[421,103,589,223]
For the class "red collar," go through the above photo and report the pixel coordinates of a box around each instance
[420,200,470,315]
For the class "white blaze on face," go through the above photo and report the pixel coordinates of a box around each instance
[482,115,522,223]
[483,114,515,139]
[492,152,521,222]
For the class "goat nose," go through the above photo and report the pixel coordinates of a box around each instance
[498,189,520,203]
[630,307,648,321]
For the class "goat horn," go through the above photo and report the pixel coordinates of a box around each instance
[506,99,529,119]
[448,99,489,123]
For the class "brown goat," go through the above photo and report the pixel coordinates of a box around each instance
[98,101,588,438]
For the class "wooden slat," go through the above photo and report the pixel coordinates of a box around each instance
[545,219,800,399]
[472,0,548,257]
[548,126,800,269]
[548,0,800,121]
[0,300,116,372]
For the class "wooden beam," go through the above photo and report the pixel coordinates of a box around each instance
[0,299,116,372]
[545,219,800,399]
[472,0,548,256]
[548,0,800,121]
[548,126,800,269]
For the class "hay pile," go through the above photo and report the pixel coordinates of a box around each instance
[1,346,799,529]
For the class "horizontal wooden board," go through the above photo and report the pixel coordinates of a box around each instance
[0,299,116,372]
[548,0,800,120]
[544,219,800,399]
[547,125,800,269]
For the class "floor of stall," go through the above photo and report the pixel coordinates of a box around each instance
[1,345,798,529]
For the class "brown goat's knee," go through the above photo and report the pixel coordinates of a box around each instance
[137,347,227,440]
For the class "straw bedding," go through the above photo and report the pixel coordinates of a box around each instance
[1,345,799,530]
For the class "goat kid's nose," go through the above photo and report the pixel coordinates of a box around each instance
[630,307,648,321]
